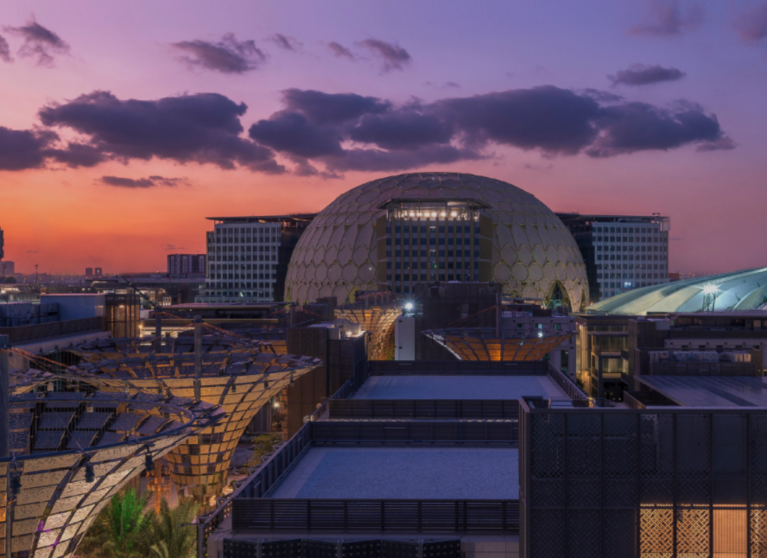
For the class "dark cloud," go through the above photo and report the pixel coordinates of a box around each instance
[171,33,265,73]
[0,35,11,63]
[327,41,354,59]
[0,127,55,170]
[249,111,344,158]
[349,108,454,150]
[98,175,188,189]
[609,64,686,86]
[358,39,411,72]
[4,19,70,66]
[46,143,104,168]
[696,136,737,152]
[732,3,767,43]
[281,89,390,124]
[269,34,302,52]
[39,91,284,173]
[245,85,731,176]
[587,102,723,157]
[630,0,703,37]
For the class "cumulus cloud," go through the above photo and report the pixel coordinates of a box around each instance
[359,39,411,72]
[609,64,686,86]
[4,19,70,66]
[245,86,731,176]
[0,127,55,170]
[171,33,265,73]
[0,35,11,63]
[269,34,302,51]
[98,175,188,188]
[39,91,284,173]
[327,41,354,59]
[732,3,767,43]
[630,0,703,36]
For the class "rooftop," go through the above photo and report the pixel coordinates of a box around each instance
[352,374,568,401]
[269,447,519,499]
[636,375,767,407]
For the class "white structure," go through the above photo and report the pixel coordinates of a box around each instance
[199,218,281,302]
[394,314,416,360]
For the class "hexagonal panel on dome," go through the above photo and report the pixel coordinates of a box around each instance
[285,173,589,310]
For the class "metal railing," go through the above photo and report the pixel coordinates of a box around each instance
[232,499,520,533]
[0,317,105,344]
[546,361,590,402]
[328,399,519,420]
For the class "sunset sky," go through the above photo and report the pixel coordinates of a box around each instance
[1,0,766,275]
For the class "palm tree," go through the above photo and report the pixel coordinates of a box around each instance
[149,498,199,558]
[77,488,153,558]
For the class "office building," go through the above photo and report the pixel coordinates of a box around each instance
[167,253,206,277]
[85,267,93,277]
[286,173,589,311]
[557,213,669,302]
[94,267,103,277]
[0,260,14,278]
[0,225,4,260]
[199,214,316,303]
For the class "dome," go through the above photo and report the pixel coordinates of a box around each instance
[587,267,767,315]
[285,172,589,311]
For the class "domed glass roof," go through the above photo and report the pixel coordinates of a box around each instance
[587,267,767,315]
[285,172,589,310]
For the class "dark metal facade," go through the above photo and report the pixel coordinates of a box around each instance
[519,398,767,558]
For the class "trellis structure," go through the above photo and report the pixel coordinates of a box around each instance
[424,327,572,361]
[0,390,221,558]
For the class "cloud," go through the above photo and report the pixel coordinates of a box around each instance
[163,244,186,251]
[269,34,302,52]
[358,39,411,72]
[281,88,391,124]
[46,143,104,167]
[39,90,284,173]
[171,33,265,73]
[98,175,188,188]
[696,136,736,152]
[327,41,354,59]
[245,86,731,176]
[0,35,11,63]
[609,64,686,86]
[732,3,767,43]
[0,127,55,170]
[4,18,70,66]
[630,0,703,36]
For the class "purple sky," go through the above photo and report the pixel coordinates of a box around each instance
[0,0,766,274]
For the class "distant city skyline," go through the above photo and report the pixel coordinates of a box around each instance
[1,0,766,274]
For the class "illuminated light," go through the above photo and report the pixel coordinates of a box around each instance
[537,332,543,338]
[703,284,719,295]
[404,302,414,311]
[273,401,280,408]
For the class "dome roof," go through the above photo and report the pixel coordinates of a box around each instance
[285,172,589,310]
[587,267,767,315]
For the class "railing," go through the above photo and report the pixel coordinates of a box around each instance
[311,420,517,445]
[546,361,590,402]
[368,360,548,375]
[232,499,519,533]
[0,317,105,344]
[329,399,519,420]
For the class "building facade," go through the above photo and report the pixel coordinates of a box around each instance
[376,198,493,293]
[557,213,670,302]
[199,215,315,303]
[167,253,206,277]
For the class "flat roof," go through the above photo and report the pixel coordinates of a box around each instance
[206,214,316,223]
[269,447,519,499]
[637,375,767,407]
[353,375,569,401]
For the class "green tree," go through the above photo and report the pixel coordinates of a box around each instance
[77,488,153,558]
[149,498,199,558]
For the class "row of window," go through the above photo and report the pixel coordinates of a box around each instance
[597,254,665,261]
[210,263,274,270]
[390,273,479,283]
[208,238,278,245]
[594,225,662,233]
[597,263,666,270]
[387,237,481,246]
[389,249,478,258]
[389,225,481,233]
[208,255,277,262]
[209,246,277,252]
[206,284,274,292]
[599,273,666,280]
[597,245,665,252]
[209,274,274,281]
[389,261,480,270]
[594,235,665,243]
